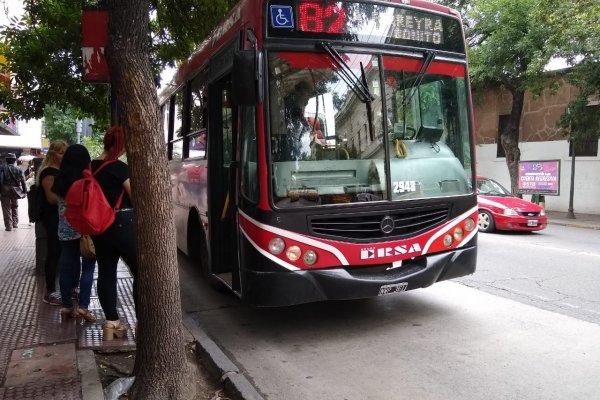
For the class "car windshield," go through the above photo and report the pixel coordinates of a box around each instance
[268,51,473,208]
[477,178,512,196]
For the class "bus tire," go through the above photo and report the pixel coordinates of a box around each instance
[188,213,210,277]
[188,212,229,293]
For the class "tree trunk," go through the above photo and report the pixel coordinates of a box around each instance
[501,88,524,197]
[104,1,191,398]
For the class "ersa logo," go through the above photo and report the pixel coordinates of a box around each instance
[361,243,422,260]
[270,5,294,28]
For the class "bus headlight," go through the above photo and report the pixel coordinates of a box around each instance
[303,250,318,266]
[453,227,464,241]
[464,218,476,232]
[443,234,453,248]
[268,238,285,255]
[286,246,302,262]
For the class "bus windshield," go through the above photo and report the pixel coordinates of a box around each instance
[268,51,472,208]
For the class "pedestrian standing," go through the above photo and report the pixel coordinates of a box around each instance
[37,140,68,305]
[52,144,97,323]
[91,127,138,340]
[0,153,28,231]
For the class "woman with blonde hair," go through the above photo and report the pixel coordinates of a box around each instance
[37,140,68,305]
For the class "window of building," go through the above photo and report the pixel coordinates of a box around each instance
[569,104,599,157]
[569,139,598,157]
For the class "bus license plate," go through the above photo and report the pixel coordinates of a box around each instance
[527,220,538,227]
[378,282,408,296]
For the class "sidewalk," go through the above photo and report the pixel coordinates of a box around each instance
[0,209,135,400]
[545,210,600,230]
[0,204,263,400]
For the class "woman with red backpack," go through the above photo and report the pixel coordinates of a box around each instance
[90,126,138,341]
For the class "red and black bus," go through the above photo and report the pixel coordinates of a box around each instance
[160,0,478,306]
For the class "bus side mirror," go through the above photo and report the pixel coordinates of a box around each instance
[232,49,263,106]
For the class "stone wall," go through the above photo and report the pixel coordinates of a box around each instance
[473,76,578,145]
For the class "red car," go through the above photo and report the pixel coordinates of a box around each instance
[476,176,548,233]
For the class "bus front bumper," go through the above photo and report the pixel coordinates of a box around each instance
[242,245,477,307]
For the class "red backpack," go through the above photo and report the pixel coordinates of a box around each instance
[65,161,124,235]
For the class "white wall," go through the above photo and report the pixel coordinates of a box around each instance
[476,140,600,214]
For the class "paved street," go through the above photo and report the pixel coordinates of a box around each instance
[180,221,600,400]
[458,224,600,324]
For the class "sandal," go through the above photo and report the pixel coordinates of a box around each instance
[75,308,97,323]
[103,319,127,341]
[60,307,76,322]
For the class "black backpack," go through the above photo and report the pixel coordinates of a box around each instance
[28,183,45,223]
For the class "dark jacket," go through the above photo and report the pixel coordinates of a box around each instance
[0,163,27,193]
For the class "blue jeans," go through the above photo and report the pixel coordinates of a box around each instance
[59,239,96,308]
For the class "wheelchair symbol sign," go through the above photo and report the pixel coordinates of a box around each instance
[270,5,294,28]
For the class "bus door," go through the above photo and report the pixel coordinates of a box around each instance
[208,76,240,290]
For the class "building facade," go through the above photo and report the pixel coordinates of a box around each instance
[473,74,599,214]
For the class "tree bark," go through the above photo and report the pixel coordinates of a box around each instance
[501,88,524,197]
[104,1,191,398]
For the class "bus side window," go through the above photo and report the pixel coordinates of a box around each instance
[172,139,183,162]
[166,91,184,160]
[188,70,208,159]
[240,106,258,202]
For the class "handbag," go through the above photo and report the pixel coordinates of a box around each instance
[6,167,26,199]
[9,185,27,199]
[80,235,96,258]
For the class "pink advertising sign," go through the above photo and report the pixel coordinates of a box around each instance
[518,160,561,195]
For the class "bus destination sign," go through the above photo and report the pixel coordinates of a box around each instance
[268,1,464,53]
[390,10,444,45]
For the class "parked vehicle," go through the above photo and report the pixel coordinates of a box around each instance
[476,176,547,232]
[159,0,478,306]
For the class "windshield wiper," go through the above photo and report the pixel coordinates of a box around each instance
[320,42,375,140]
[402,50,437,109]
[360,62,376,141]
[320,42,374,104]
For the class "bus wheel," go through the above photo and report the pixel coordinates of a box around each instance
[188,214,210,277]
[188,214,229,293]
[478,210,495,233]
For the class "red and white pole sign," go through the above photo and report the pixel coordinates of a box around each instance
[82,9,109,82]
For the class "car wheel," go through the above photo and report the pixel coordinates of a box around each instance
[478,210,495,233]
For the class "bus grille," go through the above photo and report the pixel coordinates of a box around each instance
[309,206,450,241]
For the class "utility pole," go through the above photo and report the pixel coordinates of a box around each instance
[567,137,576,219]
[76,119,82,144]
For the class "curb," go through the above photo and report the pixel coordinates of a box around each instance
[548,221,600,230]
[78,350,105,400]
[182,314,264,400]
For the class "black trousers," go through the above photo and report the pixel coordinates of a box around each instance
[42,214,60,293]
[93,210,138,321]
